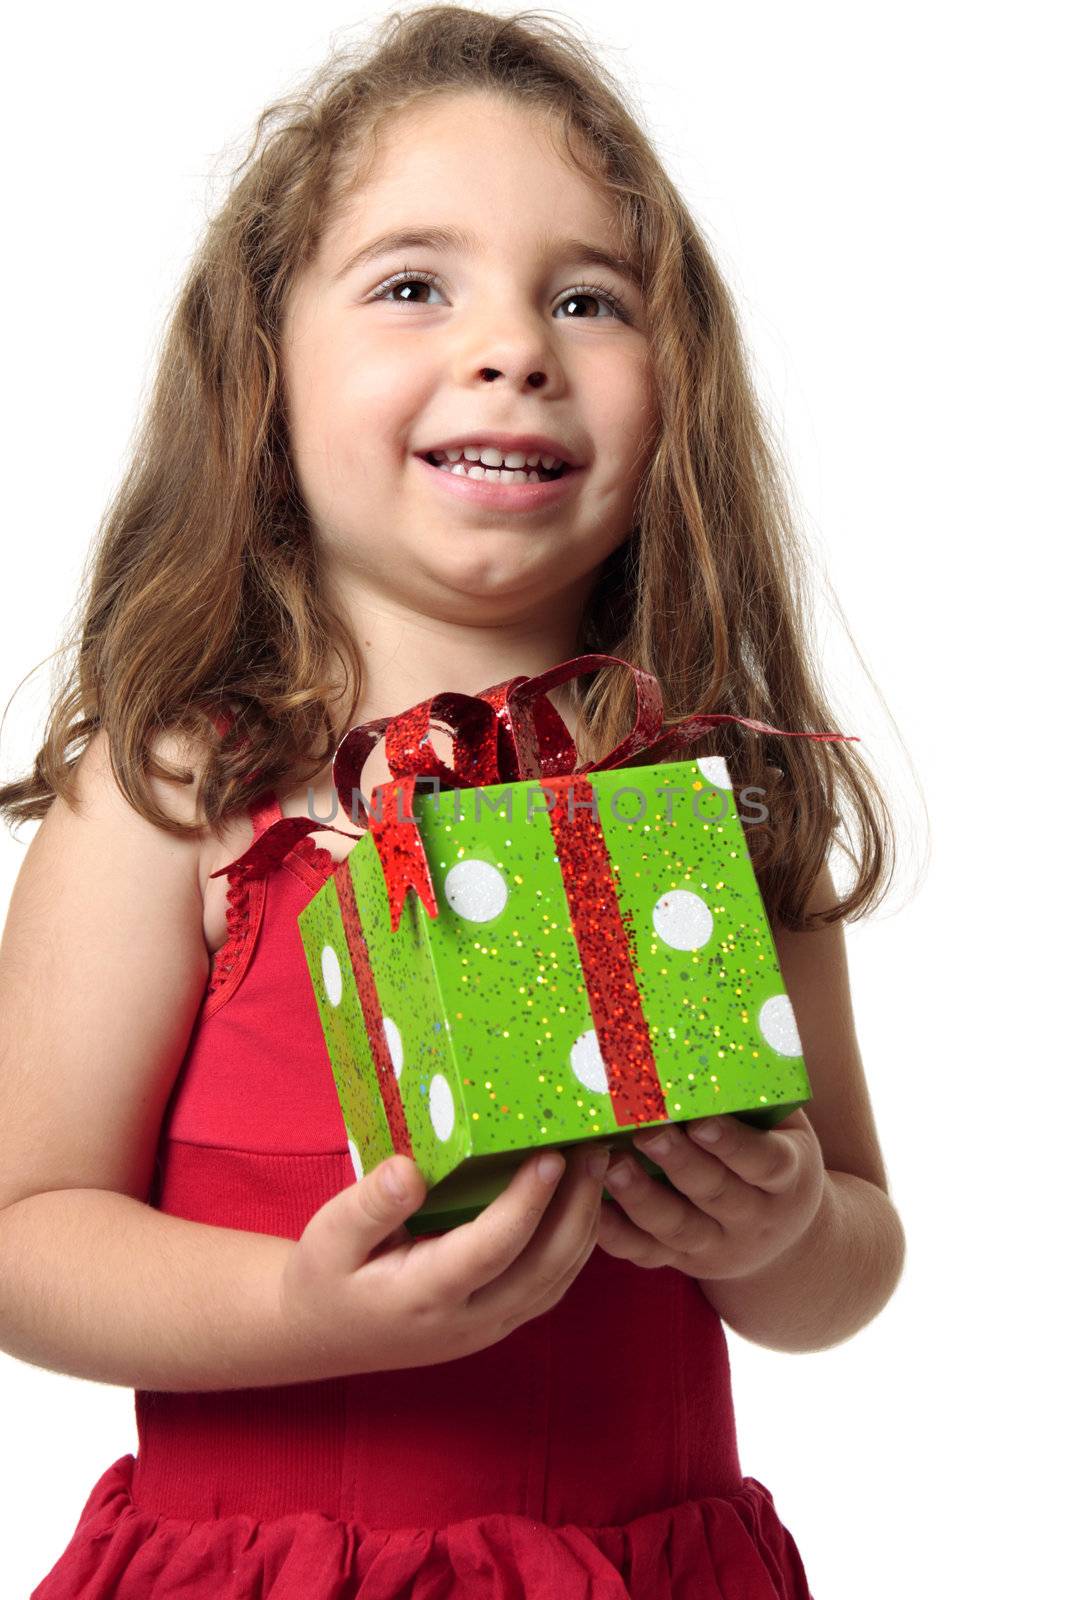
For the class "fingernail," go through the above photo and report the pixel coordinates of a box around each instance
[538,1151,565,1182]
[691,1119,722,1147]
[585,1145,611,1179]
[604,1157,634,1189]
[382,1162,408,1201]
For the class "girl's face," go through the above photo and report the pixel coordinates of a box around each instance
[280,91,657,627]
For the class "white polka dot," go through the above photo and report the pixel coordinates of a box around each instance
[697,755,733,790]
[382,1016,403,1079]
[322,944,343,1006]
[444,858,509,922]
[758,993,803,1056]
[569,1029,609,1094]
[429,1074,456,1141]
[652,890,714,951]
[347,1136,364,1180]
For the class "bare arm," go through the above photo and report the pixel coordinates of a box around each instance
[698,1169,905,1353]
[0,727,314,1391]
[0,1188,313,1391]
[700,863,906,1350]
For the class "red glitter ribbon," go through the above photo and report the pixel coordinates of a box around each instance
[211,653,857,1136]
[213,651,857,919]
[541,771,668,1125]
[334,861,413,1158]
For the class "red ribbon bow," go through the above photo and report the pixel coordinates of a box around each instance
[212,652,857,928]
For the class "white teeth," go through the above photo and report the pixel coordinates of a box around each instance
[447,464,544,483]
[437,444,563,470]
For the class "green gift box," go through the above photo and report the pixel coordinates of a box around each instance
[215,655,853,1234]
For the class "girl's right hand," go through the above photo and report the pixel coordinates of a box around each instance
[278,1144,611,1375]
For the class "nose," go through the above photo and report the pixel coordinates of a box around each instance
[456,305,561,393]
[480,365,547,389]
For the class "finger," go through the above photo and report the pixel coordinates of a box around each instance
[507,1217,601,1328]
[307,1155,428,1273]
[630,1123,747,1220]
[680,1110,808,1195]
[601,1148,726,1257]
[596,1197,676,1267]
[465,1144,611,1322]
[402,1148,571,1303]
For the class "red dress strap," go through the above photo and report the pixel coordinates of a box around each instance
[204,789,337,1019]
[247,787,339,884]
[204,861,267,1020]
[249,788,284,838]
[203,773,281,1020]
[198,706,337,1013]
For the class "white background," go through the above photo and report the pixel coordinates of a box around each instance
[2,3,1062,1595]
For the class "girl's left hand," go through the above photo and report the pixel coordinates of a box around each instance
[596,1109,826,1280]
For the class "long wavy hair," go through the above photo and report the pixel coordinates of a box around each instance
[0,4,914,931]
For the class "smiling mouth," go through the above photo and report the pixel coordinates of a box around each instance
[419,451,571,483]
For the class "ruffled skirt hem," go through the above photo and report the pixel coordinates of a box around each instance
[31,1453,813,1598]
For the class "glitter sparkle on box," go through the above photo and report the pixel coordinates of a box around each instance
[211,651,853,1232]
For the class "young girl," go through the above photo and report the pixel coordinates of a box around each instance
[1,8,906,1596]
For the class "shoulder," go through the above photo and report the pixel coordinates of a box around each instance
[70,722,209,823]
[5,726,215,972]
[72,719,269,894]
[62,722,218,886]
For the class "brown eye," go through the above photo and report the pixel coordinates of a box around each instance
[555,286,627,321]
[370,270,444,305]
[368,268,631,323]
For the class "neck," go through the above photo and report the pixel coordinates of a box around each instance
[324,590,592,738]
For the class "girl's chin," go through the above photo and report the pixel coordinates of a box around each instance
[407,543,584,610]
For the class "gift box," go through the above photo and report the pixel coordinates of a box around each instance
[215,654,856,1234]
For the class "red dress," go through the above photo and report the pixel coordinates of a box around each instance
[31,786,814,1599]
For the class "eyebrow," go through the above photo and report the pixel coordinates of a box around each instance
[331,224,644,293]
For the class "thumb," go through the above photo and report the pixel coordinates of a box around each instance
[350,1155,427,1260]
[298,1154,427,1277]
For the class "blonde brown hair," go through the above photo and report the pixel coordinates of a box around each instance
[0,4,907,931]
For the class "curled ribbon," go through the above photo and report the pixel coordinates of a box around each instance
[211,651,858,932]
